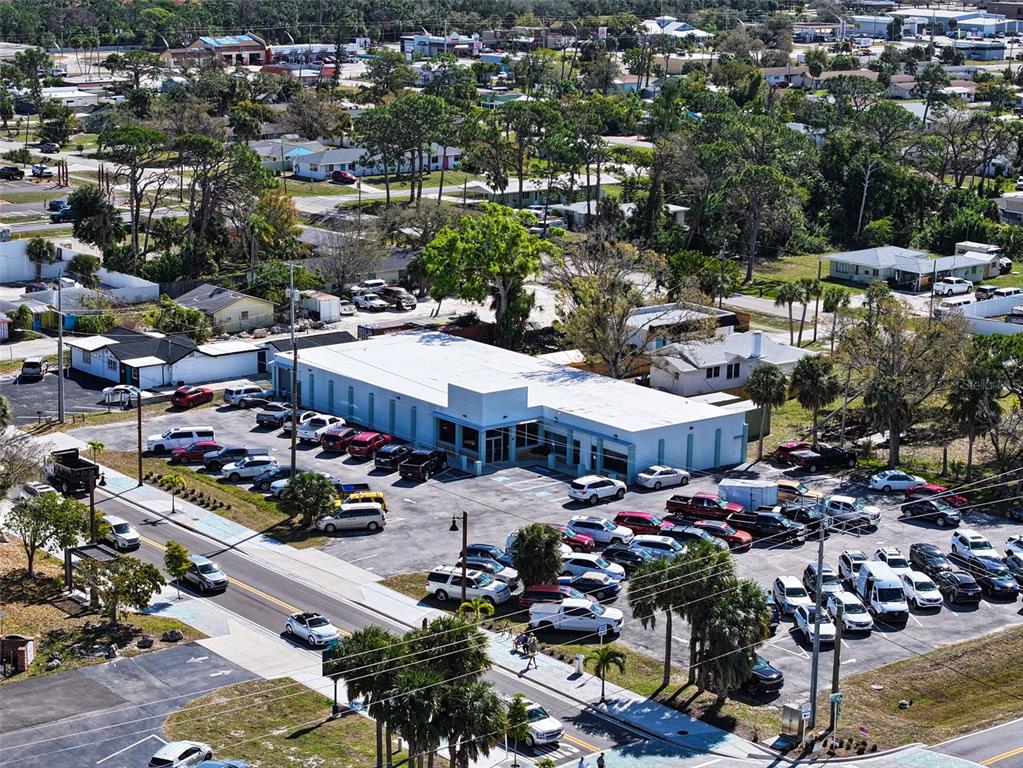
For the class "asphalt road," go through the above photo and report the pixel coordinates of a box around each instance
[935,718,1023,768]
[0,644,256,768]
[88,488,643,765]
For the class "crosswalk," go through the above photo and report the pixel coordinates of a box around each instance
[528,739,583,764]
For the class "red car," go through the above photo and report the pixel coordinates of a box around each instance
[774,440,813,464]
[170,440,223,464]
[692,519,753,552]
[347,431,392,458]
[613,511,666,536]
[905,483,969,508]
[171,386,214,408]
[331,169,357,184]
[321,426,359,452]
[545,523,594,552]
[664,492,743,521]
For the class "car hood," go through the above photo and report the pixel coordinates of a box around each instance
[530,715,563,733]
[601,607,625,622]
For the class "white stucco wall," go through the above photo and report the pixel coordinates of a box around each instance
[171,351,260,384]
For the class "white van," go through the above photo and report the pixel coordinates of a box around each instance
[993,286,1022,299]
[935,295,972,317]
[528,598,624,634]
[314,501,386,533]
[146,426,215,453]
[853,561,908,624]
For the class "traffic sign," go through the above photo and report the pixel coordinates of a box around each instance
[830,692,844,704]
[858,725,870,739]
[800,702,812,721]
[597,624,609,637]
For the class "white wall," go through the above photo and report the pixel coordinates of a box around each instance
[97,268,159,304]
[70,346,119,382]
[172,351,260,384]
[0,240,69,283]
[962,294,1023,335]
[301,295,341,323]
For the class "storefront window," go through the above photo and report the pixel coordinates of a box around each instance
[515,421,540,447]
[603,448,629,476]
[462,426,479,453]
[438,418,456,445]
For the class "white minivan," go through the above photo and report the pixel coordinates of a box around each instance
[528,598,624,634]
[147,427,215,453]
[315,501,386,533]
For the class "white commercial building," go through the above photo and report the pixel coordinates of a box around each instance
[270,332,750,478]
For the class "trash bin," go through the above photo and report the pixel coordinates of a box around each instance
[574,653,585,675]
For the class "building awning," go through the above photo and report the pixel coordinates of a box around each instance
[119,355,166,368]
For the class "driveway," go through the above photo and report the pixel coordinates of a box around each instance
[0,643,256,768]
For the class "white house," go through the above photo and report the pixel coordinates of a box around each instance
[650,331,815,397]
[292,143,463,181]
[270,331,750,476]
[67,327,259,389]
[640,16,713,40]
[625,303,739,350]
[300,290,343,323]
[888,74,917,99]
[759,65,811,88]
[823,246,997,291]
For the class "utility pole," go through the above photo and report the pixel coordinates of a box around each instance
[808,519,828,731]
[56,280,65,423]
[289,260,299,482]
[830,602,844,733]
[136,389,143,485]
[450,511,469,602]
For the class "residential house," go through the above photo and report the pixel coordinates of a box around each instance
[640,16,713,40]
[823,245,997,291]
[945,79,978,102]
[67,326,260,389]
[759,65,811,88]
[0,312,9,341]
[649,331,815,397]
[552,200,688,231]
[625,303,739,351]
[462,174,618,208]
[292,143,462,181]
[174,284,275,333]
[888,74,917,99]
[250,139,325,172]
[610,74,646,94]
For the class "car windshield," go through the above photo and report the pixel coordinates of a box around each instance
[591,604,605,615]
[112,523,131,534]
[713,498,728,508]
[752,655,769,671]
[822,573,840,586]
[877,588,904,602]
[887,556,909,569]
[971,539,993,551]
[853,499,866,510]
[931,498,952,511]
[307,617,329,628]
[477,573,494,587]
[915,578,936,591]
[593,558,610,569]
[786,586,807,597]
[198,564,220,575]
[987,564,1011,579]
[527,706,551,722]
[844,600,867,615]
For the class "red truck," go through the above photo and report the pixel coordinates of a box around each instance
[664,492,744,521]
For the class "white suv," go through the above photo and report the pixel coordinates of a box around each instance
[566,515,634,545]
[297,415,344,443]
[951,528,1002,561]
[826,590,874,633]
[102,514,140,551]
[874,547,912,578]
[514,699,564,748]
[900,570,943,610]
[528,598,623,634]
[772,575,813,616]
[794,604,836,645]
[568,475,627,505]
[426,565,512,605]
[630,534,685,560]
[560,553,626,580]
[933,276,973,296]
[220,455,277,481]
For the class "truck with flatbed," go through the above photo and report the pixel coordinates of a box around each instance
[43,447,101,494]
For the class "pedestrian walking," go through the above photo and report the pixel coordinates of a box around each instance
[576,756,589,768]
[596,752,606,768]
[526,634,538,669]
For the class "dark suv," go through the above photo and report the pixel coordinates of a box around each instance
[948,553,1020,599]
[203,445,260,471]
[909,542,952,578]
[788,443,857,472]
[374,443,413,471]
[377,285,417,310]
[0,166,24,180]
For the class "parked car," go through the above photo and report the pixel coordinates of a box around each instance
[1007,535,1023,558]
[975,284,999,300]
[22,481,58,497]
[901,498,961,528]
[284,611,341,646]
[148,740,213,768]
[659,523,727,550]
[181,554,228,593]
[802,563,842,598]
[772,575,813,616]
[373,443,414,470]
[566,515,634,545]
[568,475,627,505]
[560,553,626,581]
[868,469,926,493]
[50,206,77,223]
[780,502,826,534]
[689,519,753,552]
[252,465,318,492]
[20,357,48,380]
[465,542,514,568]
[905,483,968,508]
[297,415,344,443]
[220,455,277,482]
[776,478,824,504]
[909,543,953,577]
[664,492,743,521]
[338,299,356,315]
[102,514,140,551]
[557,571,623,600]
[1004,552,1023,585]
[398,449,447,480]
[315,501,387,533]
[825,590,874,634]
[999,255,1013,274]
[728,510,807,543]
[612,511,667,536]
[171,386,214,409]
[377,285,417,310]
[203,445,261,472]
[773,440,813,464]
[255,403,293,427]
[331,169,357,184]
[948,553,1020,599]
[789,443,858,472]
[794,604,836,646]
[634,465,690,489]
[170,440,223,464]
[933,276,973,296]
[932,570,983,604]
[874,546,912,578]
[506,530,573,559]
[40,141,60,153]
[321,425,360,453]
[900,570,943,610]
[950,529,1002,561]
[527,598,623,635]
[455,556,520,589]
[222,385,269,406]
[269,469,333,497]
[545,523,595,551]
[347,431,391,458]
[820,495,881,530]
[518,583,594,607]
[0,166,24,180]
[147,427,215,454]
[236,393,276,409]
[281,410,318,434]
[837,549,869,583]
[629,534,685,560]
[353,292,389,311]
[426,565,511,604]
[46,199,68,212]
[745,654,784,694]
[352,279,387,294]
[600,544,654,573]
[31,164,53,178]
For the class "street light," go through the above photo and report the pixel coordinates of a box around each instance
[449,511,468,602]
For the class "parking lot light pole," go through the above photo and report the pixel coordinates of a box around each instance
[289,261,299,482]
[450,511,468,602]
[808,518,828,730]
[830,602,844,733]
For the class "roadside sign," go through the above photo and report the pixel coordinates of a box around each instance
[830,692,844,704]
[859,725,870,739]
[800,703,812,721]
[597,624,608,637]
[598,26,607,40]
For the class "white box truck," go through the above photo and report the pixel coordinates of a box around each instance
[854,561,909,624]
[718,478,779,511]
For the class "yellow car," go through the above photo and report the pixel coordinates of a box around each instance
[776,478,823,504]
[336,489,388,512]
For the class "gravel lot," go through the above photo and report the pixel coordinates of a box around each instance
[69,405,1023,705]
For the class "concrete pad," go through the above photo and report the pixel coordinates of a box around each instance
[197,617,317,680]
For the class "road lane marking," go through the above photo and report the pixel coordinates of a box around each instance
[690,760,721,768]
[982,746,1023,765]
[95,734,166,764]
[562,733,600,752]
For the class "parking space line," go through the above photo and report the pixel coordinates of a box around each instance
[95,734,166,764]
[909,613,925,628]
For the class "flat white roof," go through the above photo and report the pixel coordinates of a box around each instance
[197,341,260,356]
[282,332,732,432]
[67,335,115,351]
[120,355,166,368]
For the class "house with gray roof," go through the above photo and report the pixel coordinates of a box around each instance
[822,246,997,292]
[650,330,815,397]
[292,143,463,181]
[174,283,275,332]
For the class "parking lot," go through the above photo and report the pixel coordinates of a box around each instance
[68,404,1023,703]
[0,369,112,422]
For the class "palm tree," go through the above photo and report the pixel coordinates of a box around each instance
[947,371,1002,480]
[628,557,680,688]
[86,439,105,462]
[692,578,770,704]
[440,681,507,768]
[405,615,490,683]
[674,538,736,687]
[746,363,789,461]
[796,277,822,346]
[774,282,802,346]
[387,667,444,768]
[164,474,185,515]
[0,394,12,429]
[586,645,627,702]
[791,356,841,443]
[822,285,852,352]
[457,596,495,623]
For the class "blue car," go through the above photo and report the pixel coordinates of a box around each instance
[465,542,515,568]
[557,573,622,601]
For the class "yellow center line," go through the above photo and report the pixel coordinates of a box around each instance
[563,733,601,752]
[982,746,1023,765]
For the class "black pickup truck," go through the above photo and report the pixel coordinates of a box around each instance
[788,443,857,472]
[44,448,101,494]
[729,509,807,544]
[398,449,447,481]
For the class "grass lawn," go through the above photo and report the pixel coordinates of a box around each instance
[0,190,72,204]
[822,625,1023,751]
[0,536,202,683]
[13,227,73,239]
[164,679,418,767]
[285,177,360,197]
[358,169,475,192]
